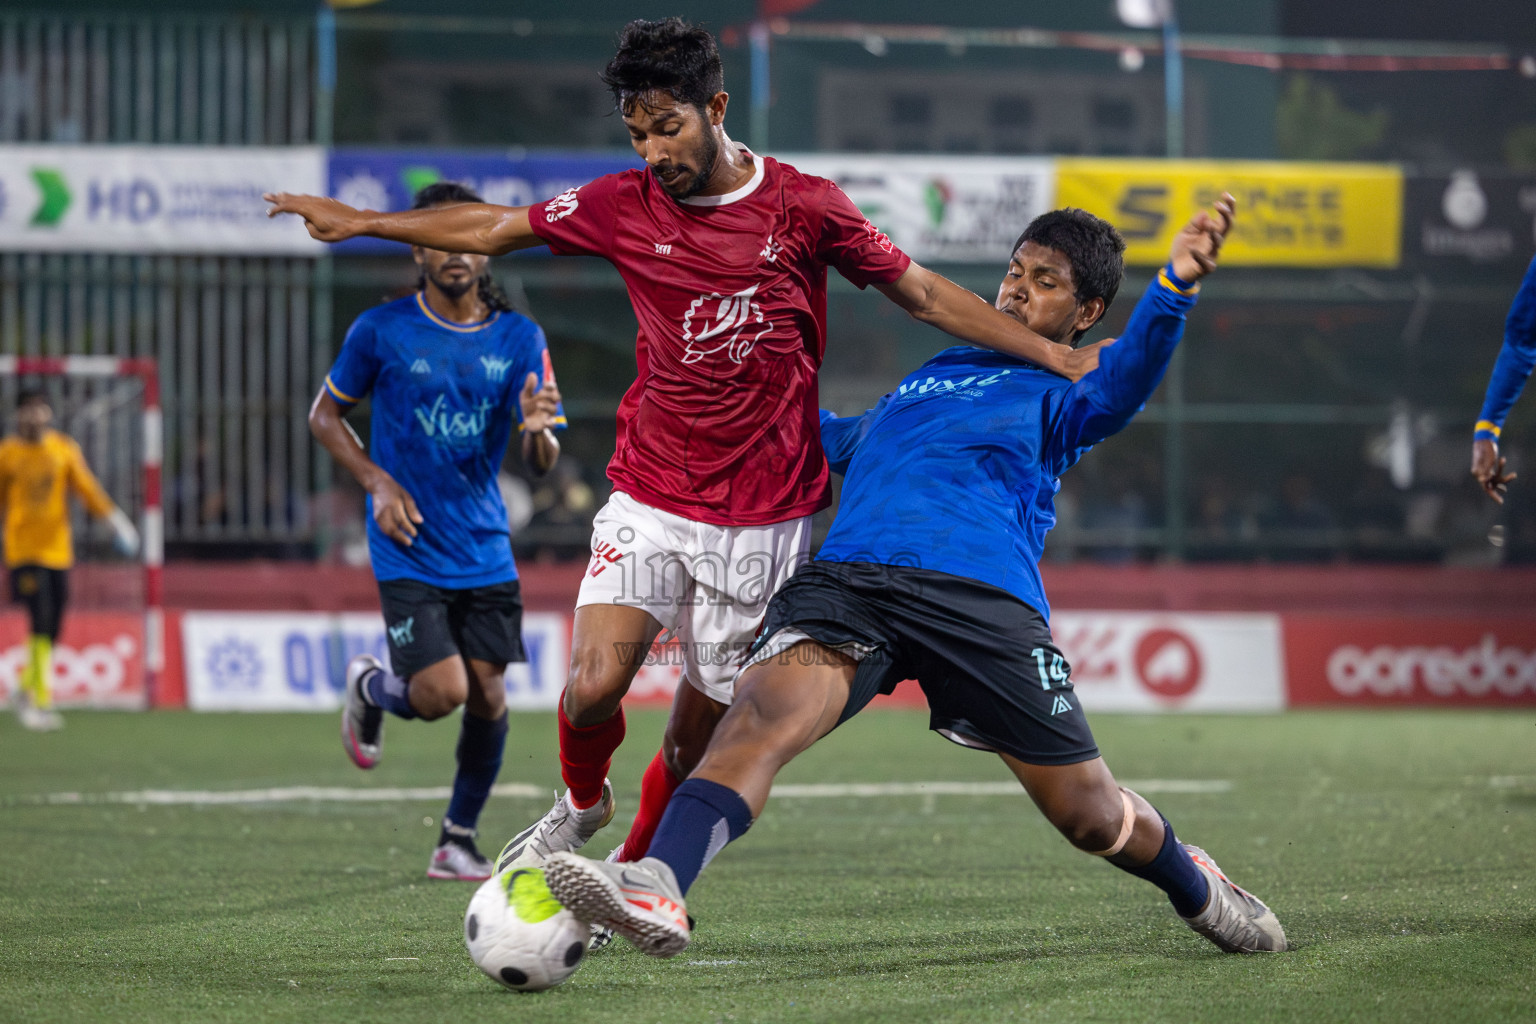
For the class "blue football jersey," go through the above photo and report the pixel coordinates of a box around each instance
[1475,254,1536,441]
[325,293,566,589]
[818,269,1198,620]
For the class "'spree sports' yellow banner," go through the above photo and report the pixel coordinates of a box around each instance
[1054,159,1402,268]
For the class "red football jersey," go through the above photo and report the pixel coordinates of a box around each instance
[530,153,912,526]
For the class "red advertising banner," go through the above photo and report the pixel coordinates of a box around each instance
[0,611,147,708]
[1283,616,1536,706]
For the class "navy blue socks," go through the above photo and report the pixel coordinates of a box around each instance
[361,665,417,719]
[1115,814,1210,917]
[644,778,754,894]
[443,710,508,840]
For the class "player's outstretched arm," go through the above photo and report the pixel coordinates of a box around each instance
[263,193,542,256]
[877,264,1100,380]
[308,388,424,546]
[1050,194,1235,456]
[1471,255,1536,503]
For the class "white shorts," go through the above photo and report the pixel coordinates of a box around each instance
[576,491,812,704]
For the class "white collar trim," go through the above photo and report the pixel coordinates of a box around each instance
[678,149,764,207]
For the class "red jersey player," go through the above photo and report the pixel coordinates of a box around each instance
[266,18,1101,887]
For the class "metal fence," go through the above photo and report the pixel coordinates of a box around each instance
[0,15,314,145]
[0,254,330,547]
[0,13,325,550]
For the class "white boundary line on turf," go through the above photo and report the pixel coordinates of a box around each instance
[10,778,1230,806]
[772,779,1233,797]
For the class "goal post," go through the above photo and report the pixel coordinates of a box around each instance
[0,355,164,705]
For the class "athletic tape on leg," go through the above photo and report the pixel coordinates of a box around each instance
[1090,789,1136,857]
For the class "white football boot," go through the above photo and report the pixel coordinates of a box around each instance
[587,846,625,951]
[495,782,616,871]
[339,654,384,769]
[1179,844,1289,953]
[543,852,691,958]
[426,837,494,881]
[17,705,64,731]
[15,690,63,731]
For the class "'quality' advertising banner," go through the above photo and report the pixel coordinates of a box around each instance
[182,611,568,711]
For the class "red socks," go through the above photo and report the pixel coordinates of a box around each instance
[558,697,626,809]
[618,748,683,860]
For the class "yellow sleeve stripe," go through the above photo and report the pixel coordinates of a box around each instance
[1474,420,1502,438]
[325,375,361,406]
[517,416,568,433]
[1158,268,1199,297]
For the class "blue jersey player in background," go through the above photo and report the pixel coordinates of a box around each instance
[1472,254,1536,503]
[309,183,566,881]
[542,195,1291,961]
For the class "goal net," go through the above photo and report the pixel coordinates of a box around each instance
[0,356,162,709]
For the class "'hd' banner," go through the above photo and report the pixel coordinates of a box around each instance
[0,146,326,255]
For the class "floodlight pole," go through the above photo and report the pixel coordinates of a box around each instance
[1163,9,1184,158]
[750,20,771,152]
[316,3,337,146]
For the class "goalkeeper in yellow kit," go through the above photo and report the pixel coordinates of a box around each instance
[0,389,139,730]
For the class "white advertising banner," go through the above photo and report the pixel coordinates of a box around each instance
[183,611,568,712]
[0,146,325,255]
[1050,612,1285,713]
[786,154,1056,264]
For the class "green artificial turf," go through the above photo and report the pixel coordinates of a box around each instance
[1,708,1532,1023]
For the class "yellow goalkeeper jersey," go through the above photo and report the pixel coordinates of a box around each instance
[0,429,116,569]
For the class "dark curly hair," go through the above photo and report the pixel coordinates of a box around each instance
[1014,208,1127,340]
[411,182,514,314]
[601,18,724,115]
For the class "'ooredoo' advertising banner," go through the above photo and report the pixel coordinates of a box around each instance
[0,611,145,709]
[182,611,568,711]
[1283,616,1536,706]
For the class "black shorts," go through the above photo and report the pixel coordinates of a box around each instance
[376,578,525,681]
[9,565,69,641]
[751,561,1099,766]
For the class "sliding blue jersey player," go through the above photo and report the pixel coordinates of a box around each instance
[1472,254,1536,503]
[542,196,1290,960]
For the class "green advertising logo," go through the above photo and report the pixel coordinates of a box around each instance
[401,166,443,200]
[30,168,71,226]
[923,179,951,228]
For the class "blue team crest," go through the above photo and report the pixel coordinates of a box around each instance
[480,355,513,382]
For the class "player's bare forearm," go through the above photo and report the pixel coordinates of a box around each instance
[309,388,422,544]
[264,193,540,255]
[522,429,560,476]
[878,265,1096,380]
[308,389,385,489]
